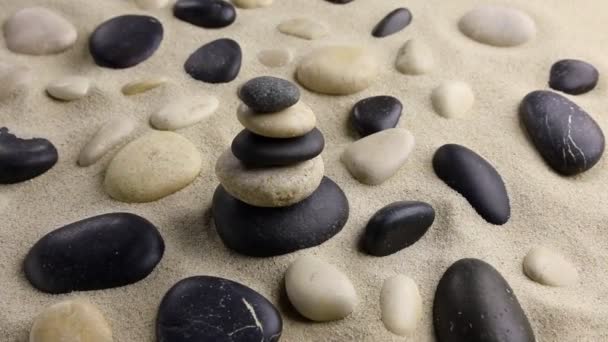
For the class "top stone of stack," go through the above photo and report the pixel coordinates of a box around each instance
[238,76,300,113]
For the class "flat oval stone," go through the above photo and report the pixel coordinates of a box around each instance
[459,5,536,47]
[237,102,316,138]
[432,144,510,225]
[173,0,236,28]
[519,90,605,175]
[285,256,357,322]
[0,61,32,100]
[258,48,293,68]
[296,46,379,95]
[351,95,403,137]
[523,246,578,287]
[104,131,203,203]
[150,95,219,130]
[231,128,324,167]
[24,213,164,294]
[277,18,329,40]
[433,258,536,342]
[212,176,349,257]
[121,77,168,96]
[372,8,412,38]
[46,76,91,101]
[185,38,242,83]
[238,76,300,113]
[215,149,324,207]
[4,7,77,55]
[549,59,599,95]
[78,118,136,167]
[0,127,58,184]
[431,81,475,119]
[362,201,435,256]
[233,0,273,9]
[89,15,163,69]
[380,275,422,337]
[395,39,435,75]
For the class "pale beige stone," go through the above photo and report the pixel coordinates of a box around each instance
[380,275,423,336]
[237,101,316,138]
[278,18,329,40]
[523,246,579,287]
[232,0,273,9]
[395,39,435,75]
[121,77,167,96]
[78,118,136,167]
[0,61,32,100]
[135,0,169,10]
[431,81,475,119]
[258,48,293,68]
[46,76,91,101]
[150,95,219,130]
[459,5,536,47]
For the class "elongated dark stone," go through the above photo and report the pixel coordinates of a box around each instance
[0,127,58,184]
[549,59,599,95]
[173,0,236,29]
[372,8,412,38]
[185,38,242,83]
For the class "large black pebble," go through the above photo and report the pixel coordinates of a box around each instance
[157,276,282,342]
[372,8,412,38]
[433,144,510,225]
[212,177,349,257]
[185,38,242,83]
[239,76,300,113]
[24,213,164,294]
[361,201,435,256]
[520,90,605,175]
[173,0,236,29]
[433,258,536,342]
[549,59,599,95]
[89,15,163,69]
[0,127,58,184]
[231,128,324,167]
[351,95,403,137]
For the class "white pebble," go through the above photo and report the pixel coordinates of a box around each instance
[431,81,475,119]
[122,77,167,96]
[134,0,169,10]
[278,18,329,40]
[380,275,422,336]
[0,61,32,100]
[78,118,136,167]
[523,246,579,287]
[46,76,91,101]
[237,101,316,138]
[395,39,435,75]
[258,48,293,68]
[232,0,273,9]
[459,5,536,47]
[150,95,219,130]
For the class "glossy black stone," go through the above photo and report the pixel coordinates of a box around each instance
[24,213,164,294]
[549,59,599,95]
[361,201,435,256]
[238,76,300,113]
[231,128,324,167]
[157,276,282,342]
[433,258,536,342]
[212,177,349,257]
[520,90,605,175]
[185,38,242,83]
[173,0,236,29]
[372,8,412,38]
[351,95,403,137]
[89,15,163,69]
[0,127,58,184]
[433,144,510,225]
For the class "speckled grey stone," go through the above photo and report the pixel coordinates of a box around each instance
[238,76,300,113]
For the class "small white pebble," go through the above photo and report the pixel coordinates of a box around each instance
[122,77,167,96]
[278,18,329,40]
[150,95,219,131]
[46,76,91,101]
[258,48,293,68]
[232,0,273,9]
[78,118,136,167]
[431,81,475,119]
[380,275,423,336]
[523,246,579,287]
[395,39,435,75]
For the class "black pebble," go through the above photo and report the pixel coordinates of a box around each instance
[0,127,58,184]
[24,213,164,294]
[89,15,163,69]
[372,8,412,38]
[238,76,300,113]
[232,128,324,167]
[173,0,236,29]
[157,276,282,342]
[351,95,403,137]
[361,201,435,256]
[549,59,599,95]
[433,144,510,225]
[520,90,605,175]
[212,177,349,257]
[185,38,242,83]
[433,258,536,342]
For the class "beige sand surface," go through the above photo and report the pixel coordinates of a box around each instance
[1,0,607,340]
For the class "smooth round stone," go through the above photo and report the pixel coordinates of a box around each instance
[523,246,579,287]
[0,61,32,100]
[24,213,165,294]
[104,131,202,203]
[362,201,435,256]
[296,46,379,95]
[233,0,273,9]
[459,5,536,47]
[78,118,136,167]
[237,101,316,138]
[215,149,324,207]
[90,15,163,69]
[239,76,300,113]
[258,48,293,68]
[380,275,422,337]
[434,259,536,342]
[351,95,403,137]
[30,299,112,342]
[135,0,169,10]
[174,0,236,28]
[395,39,435,75]
[46,76,91,101]
[431,81,475,119]
[3,7,77,55]
[372,8,412,38]
[185,38,242,83]
[0,127,58,184]
[341,128,415,185]
[157,276,282,341]
[150,95,219,130]
[285,256,357,322]
[277,18,329,40]
[549,59,599,95]
[122,77,168,95]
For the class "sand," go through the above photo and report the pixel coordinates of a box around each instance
[1,0,607,341]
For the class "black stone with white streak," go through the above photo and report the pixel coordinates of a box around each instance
[24,213,164,294]
[89,15,163,69]
[433,144,510,225]
[520,90,605,175]
[238,76,300,113]
[185,38,242,83]
[351,95,403,137]
[549,59,599,95]
[433,258,536,342]
[157,276,282,342]
[0,127,58,184]
[372,8,412,38]
[173,0,236,29]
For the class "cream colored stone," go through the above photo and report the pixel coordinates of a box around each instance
[459,5,536,47]
[150,95,218,130]
[121,77,167,96]
[380,275,423,336]
[278,18,329,40]
[78,118,136,167]
[395,39,435,75]
[431,81,475,119]
[46,76,91,101]
[237,101,316,138]
[258,48,293,68]
[135,0,169,10]
[232,0,273,9]
[0,61,32,100]
[523,246,579,287]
